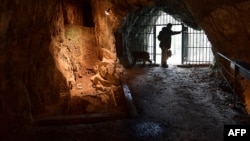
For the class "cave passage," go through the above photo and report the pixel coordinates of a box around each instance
[1,0,250,140]
[122,10,214,67]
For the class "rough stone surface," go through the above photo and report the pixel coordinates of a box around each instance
[186,0,250,113]
[1,0,250,134]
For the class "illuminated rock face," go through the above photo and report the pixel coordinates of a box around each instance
[0,1,129,132]
[0,0,250,133]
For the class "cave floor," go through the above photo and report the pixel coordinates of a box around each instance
[3,65,250,141]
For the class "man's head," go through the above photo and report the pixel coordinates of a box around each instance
[167,23,172,28]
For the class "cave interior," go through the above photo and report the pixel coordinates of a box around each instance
[1,0,250,136]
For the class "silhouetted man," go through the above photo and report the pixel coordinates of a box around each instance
[158,23,182,68]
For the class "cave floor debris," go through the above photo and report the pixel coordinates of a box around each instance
[3,65,250,141]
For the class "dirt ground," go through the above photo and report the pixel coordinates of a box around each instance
[124,65,250,141]
[2,65,250,141]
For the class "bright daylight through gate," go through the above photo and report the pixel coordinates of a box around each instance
[146,11,214,65]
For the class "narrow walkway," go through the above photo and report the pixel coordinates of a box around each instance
[2,66,249,141]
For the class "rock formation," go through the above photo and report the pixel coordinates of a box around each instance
[1,0,250,133]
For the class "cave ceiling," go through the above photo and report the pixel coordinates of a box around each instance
[108,0,249,29]
[108,0,197,29]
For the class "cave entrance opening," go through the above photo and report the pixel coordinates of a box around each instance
[148,11,214,65]
[152,24,183,65]
[127,10,214,66]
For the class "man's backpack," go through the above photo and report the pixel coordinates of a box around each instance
[158,31,164,41]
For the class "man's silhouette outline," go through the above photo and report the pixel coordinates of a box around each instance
[158,23,182,68]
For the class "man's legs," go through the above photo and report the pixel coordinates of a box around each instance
[161,48,169,67]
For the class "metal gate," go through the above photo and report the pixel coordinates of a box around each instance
[182,27,213,65]
[127,10,213,65]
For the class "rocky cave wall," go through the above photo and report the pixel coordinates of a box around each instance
[1,0,250,134]
[0,0,153,133]
[120,7,160,63]
[0,0,68,132]
[183,0,250,113]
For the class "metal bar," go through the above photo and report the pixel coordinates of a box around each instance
[153,25,156,63]
[217,52,250,106]
[217,52,232,62]
[181,24,184,64]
